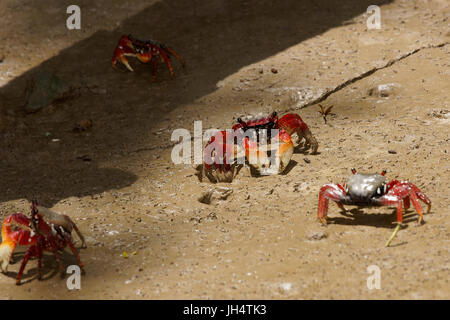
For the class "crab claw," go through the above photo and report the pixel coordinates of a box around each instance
[245,129,294,176]
[274,130,294,173]
[278,113,318,154]
[112,35,136,71]
[203,130,241,183]
[0,213,35,272]
[243,138,272,176]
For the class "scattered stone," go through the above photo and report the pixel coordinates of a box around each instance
[303,158,311,164]
[25,70,71,113]
[278,282,293,293]
[198,187,233,204]
[388,150,397,154]
[207,212,217,220]
[368,83,401,97]
[428,109,449,119]
[307,231,328,241]
[198,190,213,204]
[271,68,278,74]
[215,186,233,200]
[0,54,4,63]
[190,216,203,223]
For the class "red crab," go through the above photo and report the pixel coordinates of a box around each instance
[202,111,318,182]
[318,169,432,247]
[0,200,86,285]
[112,34,185,81]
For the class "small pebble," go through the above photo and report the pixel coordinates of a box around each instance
[307,231,328,241]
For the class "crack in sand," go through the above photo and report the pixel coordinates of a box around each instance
[297,41,450,109]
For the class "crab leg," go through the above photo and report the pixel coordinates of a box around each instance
[408,183,432,214]
[403,196,410,211]
[278,113,318,154]
[408,191,424,224]
[71,222,87,249]
[386,182,431,222]
[37,244,42,280]
[318,184,346,224]
[165,47,185,67]
[65,236,85,273]
[159,50,175,77]
[16,246,34,285]
[379,181,431,246]
[47,237,64,275]
[152,58,158,82]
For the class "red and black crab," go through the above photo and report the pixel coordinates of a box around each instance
[112,34,185,81]
[202,111,318,183]
[0,200,86,285]
[318,169,432,246]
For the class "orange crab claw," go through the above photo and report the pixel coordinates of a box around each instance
[0,213,36,273]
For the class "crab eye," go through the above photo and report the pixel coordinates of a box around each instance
[376,183,386,196]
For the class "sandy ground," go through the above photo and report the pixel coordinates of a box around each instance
[0,0,448,299]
